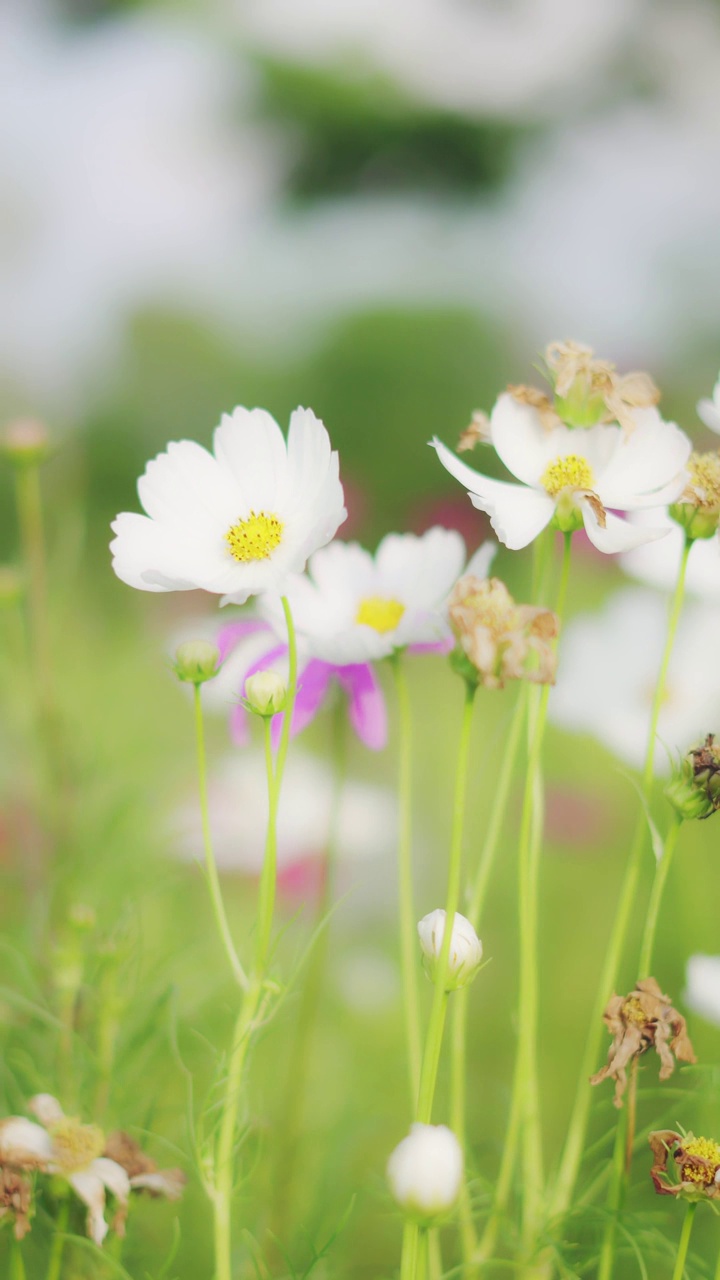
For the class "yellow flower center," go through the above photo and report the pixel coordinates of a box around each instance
[682,1135,720,1185]
[622,996,647,1026]
[225,511,284,562]
[356,596,405,634]
[687,452,720,510]
[50,1118,105,1174]
[541,454,594,497]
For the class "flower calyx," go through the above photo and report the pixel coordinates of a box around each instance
[448,574,559,690]
[666,734,720,821]
[670,451,720,540]
[649,1129,720,1201]
[590,977,696,1107]
[242,670,287,718]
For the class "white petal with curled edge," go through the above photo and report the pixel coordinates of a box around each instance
[0,1118,53,1167]
[130,1168,186,1200]
[432,438,554,549]
[581,499,669,554]
[69,1169,109,1245]
[94,1157,131,1236]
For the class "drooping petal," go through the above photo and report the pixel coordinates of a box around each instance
[581,499,670,554]
[464,540,497,579]
[270,659,333,749]
[68,1169,110,1245]
[0,1119,52,1169]
[129,1168,186,1199]
[93,1157,131,1236]
[432,439,555,549]
[336,664,387,750]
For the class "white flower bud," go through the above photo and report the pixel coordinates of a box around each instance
[174,640,221,685]
[386,1123,463,1222]
[417,909,482,991]
[244,670,287,717]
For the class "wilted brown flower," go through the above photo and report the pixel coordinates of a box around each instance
[544,340,659,431]
[457,410,491,452]
[506,384,561,432]
[670,452,720,540]
[448,575,559,690]
[0,1166,32,1240]
[104,1131,185,1200]
[649,1130,720,1199]
[590,977,696,1107]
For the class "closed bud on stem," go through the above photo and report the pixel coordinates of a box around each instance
[243,670,287,717]
[417,909,483,991]
[669,452,720,540]
[1,418,51,466]
[173,640,221,685]
[386,1123,463,1223]
[666,735,720,821]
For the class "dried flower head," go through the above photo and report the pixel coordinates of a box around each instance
[590,977,696,1107]
[448,574,559,690]
[670,451,720,540]
[103,1131,185,1200]
[649,1129,720,1200]
[544,340,659,431]
[457,410,491,452]
[0,1166,32,1240]
[667,734,720,821]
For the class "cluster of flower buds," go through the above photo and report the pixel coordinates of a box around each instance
[666,734,720,821]
[0,1095,184,1245]
[669,451,720,541]
[386,1123,463,1223]
[448,574,559,690]
[649,1129,720,1201]
[417,909,483,991]
[590,978,695,1107]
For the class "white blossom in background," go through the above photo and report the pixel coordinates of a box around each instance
[685,955,720,1026]
[697,372,720,434]
[622,509,720,598]
[173,747,396,874]
[550,588,720,773]
[417,909,482,990]
[387,1123,463,1220]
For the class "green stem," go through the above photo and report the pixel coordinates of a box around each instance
[401,1223,419,1280]
[392,655,422,1108]
[637,816,683,978]
[416,1226,430,1280]
[416,683,476,1124]
[46,1198,69,1280]
[714,1234,720,1280]
[10,1240,26,1280]
[254,596,297,973]
[671,1202,696,1280]
[549,536,691,1224]
[14,460,53,719]
[193,683,247,990]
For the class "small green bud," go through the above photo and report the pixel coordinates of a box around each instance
[174,640,221,685]
[243,670,287,717]
[668,502,719,541]
[666,769,714,821]
[551,491,585,534]
[554,386,606,429]
[666,735,720,821]
[1,418,51,466]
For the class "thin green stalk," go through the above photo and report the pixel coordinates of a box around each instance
[549,536,692,1224]
[392,655,422,1107]
[637,816,683,978]
[10,1240,26,1280]
[401,1223,419,1280]
[193,683,247,990]
[46,1198,69,1280]
[714,1234,720,1280]
[671,1202,696,1280]
[416,683,476,1124]
[254,596,298,973]
[416,1226,430,1280]
[14,461,53,720]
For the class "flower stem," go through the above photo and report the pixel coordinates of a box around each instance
[637,816,683,978]
[671,1202,697,1280]
[401,1223,419,1280]
[392,654,422,1108]
[45,1198,69,1280]
[13,459,54,727]
[549,536,691,1224]
[416,682,476,1124]
[10,1240,26,1280]
[193,684,248,990]
[416,1226,430,1280]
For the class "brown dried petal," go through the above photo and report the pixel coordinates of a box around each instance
[649,1130,682,1195]
[0,1168,33,1239]
[104,1131,157,1180]
[457,412,491,452]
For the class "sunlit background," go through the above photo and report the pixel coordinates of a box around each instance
[3,1,720,1276]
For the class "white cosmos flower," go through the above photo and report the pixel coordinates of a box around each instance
[387,1123,463,1220]
[260,532,494,665]
[0,1095,130,1246]
[622,509,720,599]
[698,374,720,434]
[110,406,346,604]
[684,955,720,1026]
[550,587,720,773]
[432,394,691,553]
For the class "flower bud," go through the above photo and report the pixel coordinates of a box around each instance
[173,640,221,685]
[669,452,720,541]
[243,670,287,717]
[1,418,51,466]
[387,1123,463,1222]
[417,909,483,991]
[665,735,720,821]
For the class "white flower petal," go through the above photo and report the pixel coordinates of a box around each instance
[69,1170,109,1245]
[212,407,287,512]
[594,410,691,508]
[138,440,239,531]
[93,1157,131,1207]
[28,1094,64,1127]
[129,1169,186,1199]
[697,377,720,434]
[110,513,222,592]
[0,1118,53,1167]
[490,393,560,484]
[432,437,554,549]
[622,511,720,598]
[685,955,720,1025]
[581,499,670,554]
[464,540,497,579]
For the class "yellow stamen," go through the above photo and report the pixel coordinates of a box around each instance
[356,596,405,634]
[686,452,720,510]
[50,1118,105,1174]
[541,454,594,498]
[225,511,283,562]
[682,1135,720,1185]
[622,996,647,1026]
